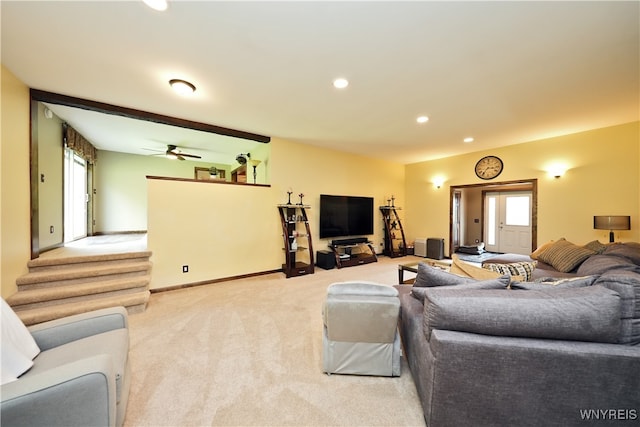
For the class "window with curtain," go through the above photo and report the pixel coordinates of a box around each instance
[63,123,97,164]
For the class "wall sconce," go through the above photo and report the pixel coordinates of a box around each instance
[547,163,568,179]
[594,215,631,243]
[433,177,445,189]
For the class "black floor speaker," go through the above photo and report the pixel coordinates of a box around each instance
[427,238,445,260]
[316,250,336,270]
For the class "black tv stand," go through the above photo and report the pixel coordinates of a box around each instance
[331,237,369,246]
[329,238,377,269]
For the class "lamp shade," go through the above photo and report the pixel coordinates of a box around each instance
[593,216,631,231]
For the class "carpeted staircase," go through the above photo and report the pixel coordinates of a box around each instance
[7,251,152,326]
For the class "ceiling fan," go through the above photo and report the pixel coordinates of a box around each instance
[151,144,202,161]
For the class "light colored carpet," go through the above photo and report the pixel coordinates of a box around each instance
[124,256,426,427]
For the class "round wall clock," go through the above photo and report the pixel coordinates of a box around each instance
[475,155,503,180]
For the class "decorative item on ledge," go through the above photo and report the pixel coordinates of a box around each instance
[594,215,631,243]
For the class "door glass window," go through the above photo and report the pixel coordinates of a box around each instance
[64,148,87,242]
[505,196,530,226]
[487,195,497,245]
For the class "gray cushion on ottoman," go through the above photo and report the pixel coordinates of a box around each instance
[423,286,621,343]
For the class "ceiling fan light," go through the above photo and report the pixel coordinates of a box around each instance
[169,79,196,95]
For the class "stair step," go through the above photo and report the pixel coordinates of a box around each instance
[11,249,152,325]
[16,261,152,288]
[7,276,150,307]
[15,291,151,326]
[27,251,153,272]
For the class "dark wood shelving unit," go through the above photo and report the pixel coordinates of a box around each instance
[380,206,407,258]
[278,204,314,278]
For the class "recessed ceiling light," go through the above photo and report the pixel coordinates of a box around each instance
[143,0,168,11]
[417,116,429,124]
[333,78,349,89]
[169,79,196,95]
[464,137,474,143]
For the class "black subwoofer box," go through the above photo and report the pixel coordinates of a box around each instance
[316,250,336,270]
[427,238,445,260]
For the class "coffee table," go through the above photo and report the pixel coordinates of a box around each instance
[398,259,452,284]
[397,262,419,284]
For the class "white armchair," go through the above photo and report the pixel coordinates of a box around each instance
[322,282,401,376]
[1,300,131,427]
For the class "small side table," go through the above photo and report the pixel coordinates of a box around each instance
[398,262,419,285]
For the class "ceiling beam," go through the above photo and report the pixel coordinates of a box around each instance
[30,89,271,144]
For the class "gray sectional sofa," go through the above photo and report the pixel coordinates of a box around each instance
[396,242,640,426]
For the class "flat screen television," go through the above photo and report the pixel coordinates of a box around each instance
[319,194,374,239]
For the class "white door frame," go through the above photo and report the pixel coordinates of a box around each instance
[449,179,538,256]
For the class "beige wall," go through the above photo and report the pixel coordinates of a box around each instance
[405,121,640,254]
[1,66,31,297]
[147,137,405,289]
[95,150,237,233]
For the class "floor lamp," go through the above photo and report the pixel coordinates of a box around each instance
[593,215,631,243]
[248,159,261,184]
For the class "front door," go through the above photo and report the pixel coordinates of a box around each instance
[484,191,532,255]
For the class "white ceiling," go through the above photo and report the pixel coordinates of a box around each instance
[2,1,638,165]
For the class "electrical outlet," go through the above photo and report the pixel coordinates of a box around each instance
[182,265,189,273]
[49,226,54,234]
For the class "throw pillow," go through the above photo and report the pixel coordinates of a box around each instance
[449,254,502,280]
[530,240,554,260]
[602,242,640,265]
[536,238,596,273]
[1,298,41,385]
[583,240,608,254]
[482,261,537,282]
[576,255,639,276]
[413,262,475,288]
